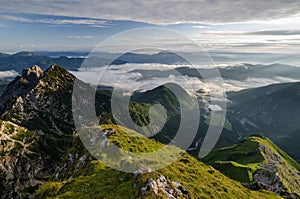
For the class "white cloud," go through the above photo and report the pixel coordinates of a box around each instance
[0,14,107,26]
[64,35,97,39]
[192,25,210,29]
[0,15,34,23]
[71,64,205,92]
[40,19,107,27]
[0,70,19,78]
[71,63,300,96]
[223,76,299,92]
[1,0,300,24]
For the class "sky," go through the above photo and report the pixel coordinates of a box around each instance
[1,0,300,54]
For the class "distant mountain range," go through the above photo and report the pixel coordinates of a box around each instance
[173,63,300,81]
[0,51,105,72]
[0,51,188,73]
[1,51,299,80]
[0,79,8,94]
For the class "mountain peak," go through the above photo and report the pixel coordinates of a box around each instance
[0,65,45,114]
[21,65,43,82]
[0,64,76,127]
[47,64,60,71]
[43,64,70,76]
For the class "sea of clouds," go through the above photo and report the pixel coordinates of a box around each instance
[70,63,300,94]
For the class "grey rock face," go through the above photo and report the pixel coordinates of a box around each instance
[247,143,300,197]
[0,121,49,199]
[0,65,44,114]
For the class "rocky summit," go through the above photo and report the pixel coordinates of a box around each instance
[0,65,43,114]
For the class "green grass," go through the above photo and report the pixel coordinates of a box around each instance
[211,161,254,183]
[203,136,266,165]
[34,125,282,199]
[203,135,300,196]
[33,181,63,198]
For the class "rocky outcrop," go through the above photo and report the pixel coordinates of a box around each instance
[21,65,43,82]
[0,65,43,114]
[133,167,152,178]
[140,174,188,198]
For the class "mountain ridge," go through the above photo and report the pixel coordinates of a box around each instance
[203,134,300,197]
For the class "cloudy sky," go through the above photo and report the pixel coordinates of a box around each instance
[1,0,300,54]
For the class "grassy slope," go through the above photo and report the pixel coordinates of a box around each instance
[203,135,300,194]
[203,135,265,183]
[34,125,281,199]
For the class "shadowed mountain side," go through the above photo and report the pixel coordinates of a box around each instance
[226,82,300,162]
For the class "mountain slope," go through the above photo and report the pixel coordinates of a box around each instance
[226,82,300,162]
[0,65,80,198]
[0,79,9,95]
[203,135,300,197]
[34,125,281,199]
[0,120,43,198]
[0,65,76,134]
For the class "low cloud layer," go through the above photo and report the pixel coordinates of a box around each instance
[0,70,19,79]
[71,63,300,94]
[1,0,300,24]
